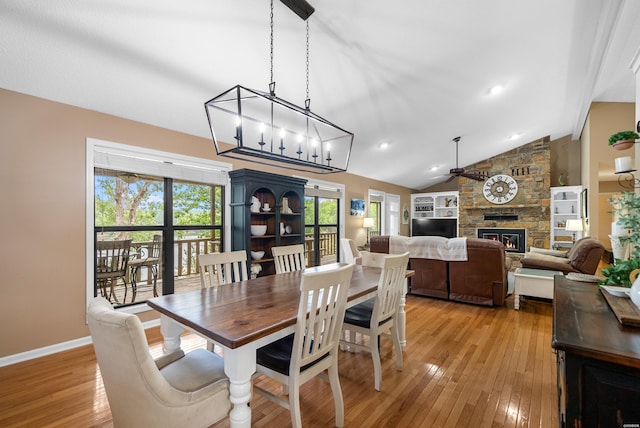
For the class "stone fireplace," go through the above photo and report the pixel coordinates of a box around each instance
[456,138,551,264]
[477,228,526,253]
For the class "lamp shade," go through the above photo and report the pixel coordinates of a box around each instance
[564,219,584,232]
[363,217,375,228]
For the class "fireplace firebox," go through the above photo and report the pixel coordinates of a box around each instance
[477,228,526,253]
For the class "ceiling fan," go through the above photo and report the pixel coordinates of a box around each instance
[446,137,487,182]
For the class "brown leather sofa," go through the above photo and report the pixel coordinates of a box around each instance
[370,236,509,306]
[519,237,605,275]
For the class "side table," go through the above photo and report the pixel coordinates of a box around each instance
[513,268,562,310]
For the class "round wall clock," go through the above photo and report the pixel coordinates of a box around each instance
[483,174,518,204]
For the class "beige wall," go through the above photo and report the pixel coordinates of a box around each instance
[0,88,413,357]
[581,102,636,243]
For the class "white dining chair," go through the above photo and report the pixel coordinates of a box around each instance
[340,251,410,391]
[198,250,248,288]
[253,264,354,428]
[87,297,230,427]
[271,244,306,274]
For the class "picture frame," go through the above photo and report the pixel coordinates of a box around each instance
[402,203,409,224]
[350,198,365,216]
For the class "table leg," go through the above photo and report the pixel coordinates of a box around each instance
[159,315,184,354]
[398,279,407,347]
[223,347,255,428]
[514,293,520,310]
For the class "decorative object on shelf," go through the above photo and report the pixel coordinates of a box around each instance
[558,173,566,186]
[280,222,286,235]
[262,202,271,212]
[204,0,353,174]
[251,196,261,213]
[251,251,265,260]
[402,203,409,224]
[281,197,293,214]
[250,225,267,236]
[250,263,262,279]
[482,174,518,204]
[615,156,634,173]
[608,130,639,151]
[285,225,292,234]
[564,219,583,242]
[363,217,374,245]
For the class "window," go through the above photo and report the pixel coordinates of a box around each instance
[87,138,231,312]
[301,178,345,266]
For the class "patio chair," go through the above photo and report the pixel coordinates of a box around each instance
[272,244,305,274]
[254,264,354,428]
[128,234,162,300]
[96,239,132,304]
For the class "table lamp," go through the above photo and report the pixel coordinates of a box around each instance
[363,217,374,246]
[564,219,583,242]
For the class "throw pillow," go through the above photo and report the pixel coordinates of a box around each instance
[529,247,569,258]
[525,251,571,264]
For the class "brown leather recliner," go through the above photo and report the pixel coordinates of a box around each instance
[520,237,605,275]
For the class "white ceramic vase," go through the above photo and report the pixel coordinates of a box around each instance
[629,269,640,308]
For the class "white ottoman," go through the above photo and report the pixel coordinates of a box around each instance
[513,268,562,310]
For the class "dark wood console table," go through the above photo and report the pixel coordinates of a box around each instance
[553,275,640,427]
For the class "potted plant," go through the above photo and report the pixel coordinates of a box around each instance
[608,130,639,150]
[601,191,640,286]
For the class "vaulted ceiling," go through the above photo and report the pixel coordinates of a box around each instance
[1,0,639,189]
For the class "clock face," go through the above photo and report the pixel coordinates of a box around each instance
[483,174,518,204]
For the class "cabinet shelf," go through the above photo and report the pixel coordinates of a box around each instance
[550,186,582,251]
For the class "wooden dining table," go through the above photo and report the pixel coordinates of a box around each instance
[147,263,412,428]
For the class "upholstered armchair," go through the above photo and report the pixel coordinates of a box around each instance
[87,297,230,427]
[520,237,605,275]
[340,238,362,265]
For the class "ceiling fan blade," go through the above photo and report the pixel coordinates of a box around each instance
[461,173,486,182]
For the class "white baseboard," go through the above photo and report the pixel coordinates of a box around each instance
[0,318,161,368]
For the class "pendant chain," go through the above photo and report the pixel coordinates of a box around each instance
[270,0,274,87]
[305,20,310,103]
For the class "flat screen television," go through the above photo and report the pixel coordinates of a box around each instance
[411,218,457,238]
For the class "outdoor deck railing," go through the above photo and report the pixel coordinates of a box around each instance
[130,232,340,283]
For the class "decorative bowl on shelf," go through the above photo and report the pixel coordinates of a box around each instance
[250,225,267,236]
[250,251,265,260]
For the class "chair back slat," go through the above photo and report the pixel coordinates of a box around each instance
[272,244,305,274]
[198,251,248,288]
[291,264,354,370]
[373,252,410,321]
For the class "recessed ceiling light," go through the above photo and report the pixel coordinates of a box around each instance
[509,133,521,140]
[379,142,389,149]
[430,166,439,171]
[489,85,503,95]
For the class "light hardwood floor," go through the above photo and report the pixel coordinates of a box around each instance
[0,294,557,427]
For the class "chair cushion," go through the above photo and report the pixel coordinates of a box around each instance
[344,299,391,328]
[529,247,569,257]
[256,334,328,376]
[160,349,226,393]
